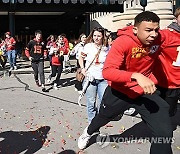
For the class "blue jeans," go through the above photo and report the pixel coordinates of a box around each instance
[7,50,16,68]
[85,79,108,123]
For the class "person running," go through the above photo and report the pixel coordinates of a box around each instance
[78,27,109,124]
[25,30,47,92]
[78,11,173,154]
[4,32,17,71]
[154,7,180,117]
[47,35,65,90]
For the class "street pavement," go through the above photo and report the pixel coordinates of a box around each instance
[0,59,179,154]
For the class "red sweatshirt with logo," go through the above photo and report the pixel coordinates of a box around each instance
[102,26,164,98]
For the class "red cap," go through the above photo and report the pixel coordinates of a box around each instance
[5,32,11,35]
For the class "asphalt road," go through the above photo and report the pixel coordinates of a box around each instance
[0,59,179,154]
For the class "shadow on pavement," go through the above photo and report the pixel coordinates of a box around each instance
[14,74,86,107]
[58,149,77,154]
[60,77,76,87]
[0,126,50,154]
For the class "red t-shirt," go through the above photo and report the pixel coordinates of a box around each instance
[51,45,66,66]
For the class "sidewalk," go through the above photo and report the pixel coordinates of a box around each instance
[0,57,77,75]
[0,58,179,154]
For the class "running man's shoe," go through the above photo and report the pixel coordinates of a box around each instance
[78,127,91,149]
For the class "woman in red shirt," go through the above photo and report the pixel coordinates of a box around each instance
[47,35,65,90]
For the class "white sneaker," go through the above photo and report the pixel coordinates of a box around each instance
[124,108,136,115]
[53,83,59,90]
[78,127,91,149]
[14,66,17,70]
[47,77,51,83]
[78,90,82,94]
[9,67,13,71]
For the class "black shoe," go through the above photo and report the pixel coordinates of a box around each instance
[35,80,41,87]
[41,84,46,92]
[42,87,46,92]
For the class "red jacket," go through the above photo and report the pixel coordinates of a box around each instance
[5,37,16,51]
[51,45,66,66]
[102,26,164,98]
[154,28,180,88]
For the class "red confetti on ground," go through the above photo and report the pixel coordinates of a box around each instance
[61,139,66,145]
[105,124,113,127]
[77,150,86,154]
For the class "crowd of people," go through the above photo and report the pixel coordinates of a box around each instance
[0,7,180,154]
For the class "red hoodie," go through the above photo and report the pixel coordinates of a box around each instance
[102,26,164,98]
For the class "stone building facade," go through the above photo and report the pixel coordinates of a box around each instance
[90,0,177,32]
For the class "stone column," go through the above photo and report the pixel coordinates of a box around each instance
[146,0,174,28]
[112,0,143,30]
[112,0,174,31]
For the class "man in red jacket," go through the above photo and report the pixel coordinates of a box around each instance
[154,7,180,117]
[78,11,173,154]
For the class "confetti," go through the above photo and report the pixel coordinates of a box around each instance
[61,139,66,145]
[137,148,141,151]
[105,124,113,127]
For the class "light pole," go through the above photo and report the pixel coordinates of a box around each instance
[9,0,16,37]
[140,0,147,11]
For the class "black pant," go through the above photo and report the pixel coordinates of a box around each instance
[157,86,180,117]
[31,61,45,85]
[88,86,173,154]
[49,65,63,84]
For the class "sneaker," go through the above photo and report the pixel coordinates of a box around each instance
[53,83,59,90]
[9,67,13,72]
[47,77,51,83]
[124,108,136,115]
[35,80,41,87]
[78,127,91,149]
[78,90,82,94]
[14,66,17,70]
[41,84,46,92]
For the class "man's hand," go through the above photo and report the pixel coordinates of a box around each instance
[131,73,156,95]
